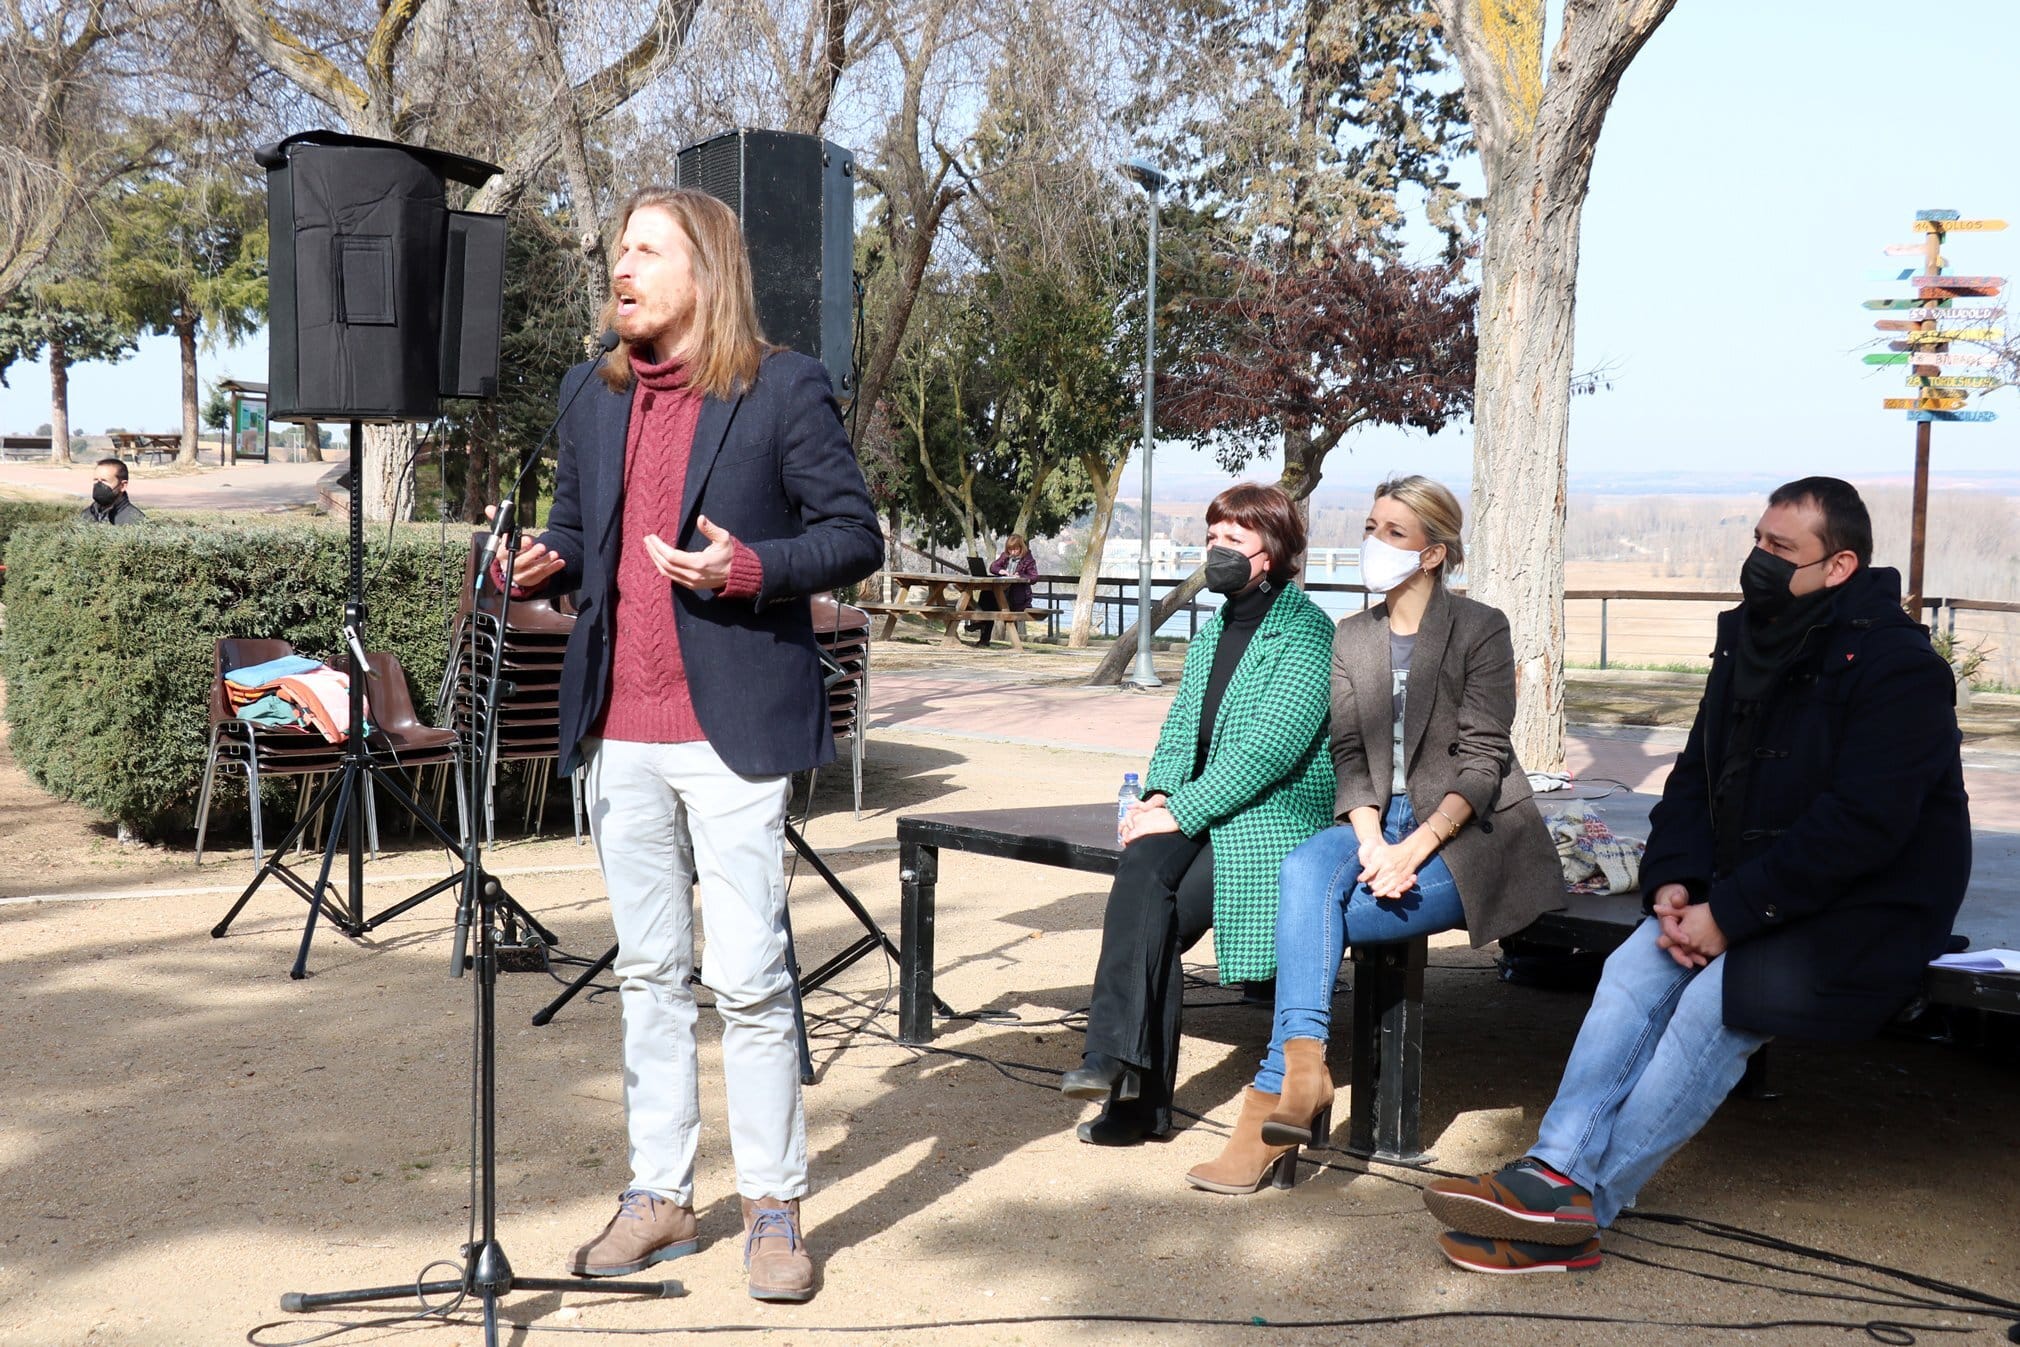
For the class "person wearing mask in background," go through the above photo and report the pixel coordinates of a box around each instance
[1058,482,1335,1154]
[1186,474,1563,1194]
[1423,477,1969,1274]
[79,458,146,524]
[973,533,1038,648]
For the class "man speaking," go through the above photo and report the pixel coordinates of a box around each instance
[502,187,881,1302]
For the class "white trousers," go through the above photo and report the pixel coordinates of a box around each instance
[583,737,807,1205]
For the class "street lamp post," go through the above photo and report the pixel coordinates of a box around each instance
[1121,156,1167,689]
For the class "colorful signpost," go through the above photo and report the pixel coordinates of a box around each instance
[1861,211,2008,619]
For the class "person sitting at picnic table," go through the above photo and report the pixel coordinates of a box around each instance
[969,534,1037,647]
[1186,475,1562,1195]
[78,458,146,525]
[1058,482,1335,1150]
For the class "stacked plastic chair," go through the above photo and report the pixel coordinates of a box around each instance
[811,595,871,818]
[439,538,585,844]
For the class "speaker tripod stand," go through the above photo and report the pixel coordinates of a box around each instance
[210,421,555,978]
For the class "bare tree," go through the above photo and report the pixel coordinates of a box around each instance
[216,0,705,519]
[0,0,170,303]
[1428,0,1678,770]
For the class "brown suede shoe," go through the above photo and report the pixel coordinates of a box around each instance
[1184,1088,1299,1194]
[566,1189,699,1277]
[741,1196,815,1302]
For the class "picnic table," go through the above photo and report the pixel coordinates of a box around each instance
[895,791,2020,1163]
[859,570,1052,650]
[108,432,182,462]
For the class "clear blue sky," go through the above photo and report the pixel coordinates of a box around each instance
[5,0,2015,490]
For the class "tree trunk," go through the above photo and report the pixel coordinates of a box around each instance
[176,319,200,464]
[1069,455,1125,648]
[1464,158,1582,771]
[1427,0,1676,773]
[359,422,413,522]
[47,332,71,464]
[301,419,322,463]
[1086,568,1206,685]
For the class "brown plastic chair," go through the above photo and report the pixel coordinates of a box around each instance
[196,638,369,865]
[810,595,871,817]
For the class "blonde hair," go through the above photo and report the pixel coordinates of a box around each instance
[1373,475,1464,581]
[597,187,770,399]
[1005,533,1027,552]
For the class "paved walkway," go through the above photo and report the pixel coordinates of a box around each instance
[0,452,340,513]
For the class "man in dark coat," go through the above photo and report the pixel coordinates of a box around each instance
[501,186,881,1301]
[78,458,146,524]
[1420,476,1969,1275]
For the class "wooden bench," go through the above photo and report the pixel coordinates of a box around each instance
[1,435,53,461]
[858,601,960,640]
[893,794,2020,1163]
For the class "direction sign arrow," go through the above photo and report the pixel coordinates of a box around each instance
[1866,268,1917,281]
[1919,284,2005,298]
[1907,375,1999,388]
[1866,351,2001,366]
[1915,210,1961,222]
[1906,409,1998,422]
[1890,305,2002,321]
[1884,398,1967,410]
[1895,328,2004,342]
[1914,219,2007,233]
[1883,244,1928,256]
[1864,298,1953,310]
[1910,275,2004,288]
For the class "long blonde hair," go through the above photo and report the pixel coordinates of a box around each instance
[1373,475,1465,581]
[597,186,770,399]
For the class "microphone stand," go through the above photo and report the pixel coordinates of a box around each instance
[279,344,677,1342]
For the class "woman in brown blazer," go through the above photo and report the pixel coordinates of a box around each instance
[1186,475,1564,1194]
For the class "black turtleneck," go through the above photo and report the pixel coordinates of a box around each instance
[1193,580,1278,778]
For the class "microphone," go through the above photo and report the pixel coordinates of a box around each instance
[477,329,620,593]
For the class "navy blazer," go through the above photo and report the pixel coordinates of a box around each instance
[534,348,883,778]
[1640,566,1971,1041]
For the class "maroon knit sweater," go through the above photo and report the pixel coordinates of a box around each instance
[595,350,763,743]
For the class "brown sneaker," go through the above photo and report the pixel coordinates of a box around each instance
[566,1189,699,1277]
[741,1196,815,1302]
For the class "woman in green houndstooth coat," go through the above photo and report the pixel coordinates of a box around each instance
[1058,483,1335,1148]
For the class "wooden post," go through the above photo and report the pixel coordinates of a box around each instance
[1906,221,1943,623]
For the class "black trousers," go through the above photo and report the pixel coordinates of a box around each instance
[1082,832,1215,1124]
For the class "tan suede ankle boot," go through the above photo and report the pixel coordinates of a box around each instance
[742,1196,815,1302]
[1184,1088,1299,1194]
[1261,1038,1336,1146]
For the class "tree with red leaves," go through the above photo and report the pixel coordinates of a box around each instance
[1159,238,1477,502]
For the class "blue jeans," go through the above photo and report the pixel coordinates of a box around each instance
[1529,918,1770,1226]
[1253,795,1466,1094]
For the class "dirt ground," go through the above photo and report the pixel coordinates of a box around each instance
[2,672,2019,1345]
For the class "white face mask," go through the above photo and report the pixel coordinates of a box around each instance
[1360,534,1428,594]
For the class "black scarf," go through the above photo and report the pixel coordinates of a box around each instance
[1731,586,1836,704]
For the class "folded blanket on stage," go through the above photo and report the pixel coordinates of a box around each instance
[1547,801,1646,896]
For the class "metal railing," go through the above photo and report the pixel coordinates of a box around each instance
[883,562,2018,673]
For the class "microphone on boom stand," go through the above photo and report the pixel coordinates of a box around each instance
[476,328,621,597]
[453,328,620,978]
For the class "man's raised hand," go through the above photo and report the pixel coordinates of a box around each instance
[644,514,736,591]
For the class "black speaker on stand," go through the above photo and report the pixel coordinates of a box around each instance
[214,130,675,1341]
[677,129,855,401]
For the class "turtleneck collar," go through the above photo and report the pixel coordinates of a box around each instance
[631,345,692,393]
[1222,577,1278,627]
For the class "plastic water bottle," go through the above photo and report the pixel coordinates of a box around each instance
[1117,772,1143,845]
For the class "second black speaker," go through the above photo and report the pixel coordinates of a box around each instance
[677,130,854,400]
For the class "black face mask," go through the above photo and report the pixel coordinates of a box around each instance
[1738,546,1826,623]
[92,481,120,509]
[1203,545,1261,596]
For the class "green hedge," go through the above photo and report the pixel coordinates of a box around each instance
[2,518,467,836]
[0,499,81,592]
